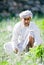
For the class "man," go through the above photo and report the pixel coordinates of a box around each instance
[4,10,42,54]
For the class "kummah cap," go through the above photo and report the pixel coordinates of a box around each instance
[19,10,33,19]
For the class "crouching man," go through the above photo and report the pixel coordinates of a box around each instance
[4,10,42,54]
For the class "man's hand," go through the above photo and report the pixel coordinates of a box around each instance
[14,48,18,54]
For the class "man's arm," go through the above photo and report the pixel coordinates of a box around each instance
[11,23,20,53]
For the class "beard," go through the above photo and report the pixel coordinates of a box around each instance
[24,22,29,26]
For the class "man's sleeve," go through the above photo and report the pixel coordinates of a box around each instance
[11,25,19,49]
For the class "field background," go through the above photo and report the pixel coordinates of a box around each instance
[0,0,44,65]
[0,17,44,65]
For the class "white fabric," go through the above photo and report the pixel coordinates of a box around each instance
[19,10,33,18]
[11,21,42,52]
[4,42,14,54]
[4,21,42,53]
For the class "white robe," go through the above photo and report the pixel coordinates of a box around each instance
[4,21,42,53]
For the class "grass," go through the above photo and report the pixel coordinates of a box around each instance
[0,17,44,65]
[0,61,11,65]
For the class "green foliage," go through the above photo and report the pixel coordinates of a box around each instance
[36,19,44,30]
[16,62,21,65]
[0,17,44,65]
[0,61,11,65]
[30,45,44,58]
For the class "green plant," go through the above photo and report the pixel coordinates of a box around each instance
[0,61,11,65]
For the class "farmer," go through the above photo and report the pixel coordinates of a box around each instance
[4,10,42,54]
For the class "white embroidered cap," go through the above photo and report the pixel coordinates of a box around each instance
[19,10,33,18]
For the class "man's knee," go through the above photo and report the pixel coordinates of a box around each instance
[27,36,35,48]
[29,36,35,44]
[4,42,13,53]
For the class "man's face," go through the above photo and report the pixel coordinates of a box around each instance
[21,17,31,26]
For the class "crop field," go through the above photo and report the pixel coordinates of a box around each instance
[0,17,44,65]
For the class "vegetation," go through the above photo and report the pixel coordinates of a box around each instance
[0,17,44,65]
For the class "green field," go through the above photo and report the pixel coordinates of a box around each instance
[0,17,44,65]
